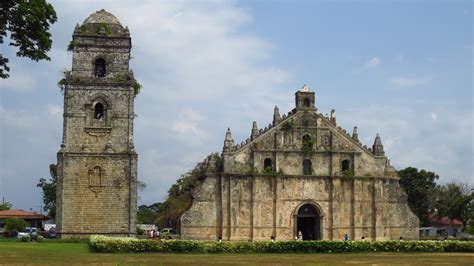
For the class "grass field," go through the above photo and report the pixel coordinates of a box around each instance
[0,242,473,265]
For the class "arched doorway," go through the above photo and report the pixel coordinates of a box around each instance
[296,203,320,240]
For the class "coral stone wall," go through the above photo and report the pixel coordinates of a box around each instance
[181,88,419,241]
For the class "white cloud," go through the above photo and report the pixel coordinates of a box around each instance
[364,57,381,67]
[389,76,431,88]
[0,64,37,92]
[47,105,62,116]
[337,104,473,184]
[32,1,293,206]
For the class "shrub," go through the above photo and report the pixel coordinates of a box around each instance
[281,119,294,131]
[88,236,474,254]
[19,235,31,242]
[4,219,27,235]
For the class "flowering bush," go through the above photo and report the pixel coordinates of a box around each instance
[88,235,474,253]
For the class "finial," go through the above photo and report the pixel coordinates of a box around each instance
[251,121,259,140]
[223,128,234,152]
[300,84,311,92]
[74,23,81,34]
[372,133,385,156]
[82,139,90,151]
[273,106,281,126]
[352,126,359,141]
[105,140,113,152]
[330,109,336,125]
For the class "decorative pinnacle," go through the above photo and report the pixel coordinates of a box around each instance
[330,109,336,125]
[300,84,311,92]
[223,128,234,151]
[225,128,233,141]
[251,121,259,140]
[273,106,281,126]
[352,126,359,141]
[74,23,81,34]
[372,133,385,156]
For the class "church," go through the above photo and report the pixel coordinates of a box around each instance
[180,86,419,241]
[55,9,418,240]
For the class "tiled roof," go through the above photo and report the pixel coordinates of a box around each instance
[0,209,48,219]
[432,216,463,226]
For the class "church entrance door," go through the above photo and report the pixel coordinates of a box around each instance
[296,204,320,240]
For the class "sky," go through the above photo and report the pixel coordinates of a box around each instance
[0,0,472,212]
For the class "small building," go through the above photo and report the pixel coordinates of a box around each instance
[0,209,49,233]
[419,227,438,237]
[431,217,463,237]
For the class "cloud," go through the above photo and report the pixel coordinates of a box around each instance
[171,108,208,145]
[389,76,431,88]
[21,1,292,207]
[337,104,473,184]
[47,105,62,116]
[364,57,381,67]
[0,63,38,92]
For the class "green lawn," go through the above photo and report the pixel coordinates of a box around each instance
[0,242,473,265]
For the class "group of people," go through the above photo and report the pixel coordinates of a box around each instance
[143,229,160,239]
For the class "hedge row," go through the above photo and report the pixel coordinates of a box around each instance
[89,235,474,253]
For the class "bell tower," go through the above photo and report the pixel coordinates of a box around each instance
[56,9,138,238]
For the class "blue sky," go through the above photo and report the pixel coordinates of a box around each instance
[0,0,472,212]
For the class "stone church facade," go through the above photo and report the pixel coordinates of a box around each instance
[56,10,138,238]
[181,86,419,241]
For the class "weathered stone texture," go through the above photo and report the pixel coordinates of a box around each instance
[56,10,137,238]
[182,86,419,241]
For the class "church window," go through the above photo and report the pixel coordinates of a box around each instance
[303,98,310,107]
[341,159,350,172]
[94,103,104,120]
[264,158,273,173]
[303,159,312,175]
[302,134,313,149]
[302,134,314,155]
[89,166,102,187]
[94,58,106,77]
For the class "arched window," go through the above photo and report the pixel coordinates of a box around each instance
[302,134,313,149]
[94,58,106,77]
[264,158,273,173]
[89,166,102,187]
[341,159,350,172]
[94,103,104,120]
[303,98,310,107]
[303,159,312,175]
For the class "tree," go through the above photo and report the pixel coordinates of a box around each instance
[0,0,57,78]
[397,167,438,226]
[37,163,57,218]
[0,200,12,211]
[155,153,221,229]
[433,182,473,231]
[4,218,27,234]
[137,203,162,224]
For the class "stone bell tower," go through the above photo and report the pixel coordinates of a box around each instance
[56,9,138,238]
